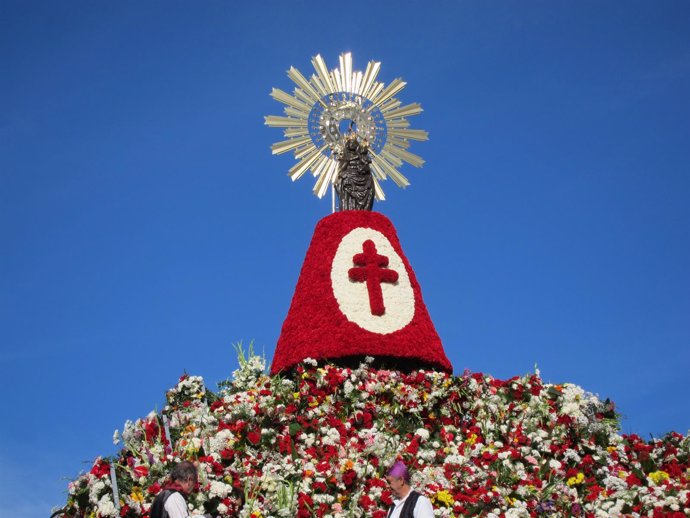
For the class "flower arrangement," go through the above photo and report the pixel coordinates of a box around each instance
[272,211,452,375]
[59,347,689,518]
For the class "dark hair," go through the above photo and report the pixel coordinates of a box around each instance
[170,461,198,483]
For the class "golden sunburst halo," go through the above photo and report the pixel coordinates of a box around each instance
[265,52,428,201]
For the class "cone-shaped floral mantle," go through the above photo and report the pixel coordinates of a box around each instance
[271,211,452,374]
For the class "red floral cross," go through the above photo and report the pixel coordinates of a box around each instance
[348,240,399,316]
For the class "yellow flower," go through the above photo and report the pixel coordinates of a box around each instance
[567,473,585,486]
[648,470,669,485]
[618,470,627,479]
[130,487,145,503]
[434,490,454,507]
[466,433,477,445]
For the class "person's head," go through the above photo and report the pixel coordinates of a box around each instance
[385,461,411,499]
[170,461,198,494]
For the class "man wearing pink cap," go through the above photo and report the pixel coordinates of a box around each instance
[384,461,434,518]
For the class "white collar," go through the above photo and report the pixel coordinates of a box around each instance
[392,488,414,505]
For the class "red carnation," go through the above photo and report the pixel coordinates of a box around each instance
[626,473,643,486]
[246,430,261,445]
[342,469,357,487]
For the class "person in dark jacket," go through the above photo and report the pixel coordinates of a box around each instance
[150,461,211,518]
[384,461,434,518]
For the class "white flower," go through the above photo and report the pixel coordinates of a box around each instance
[415,428,430,440]
[89,479,106,504]
[97,496,117,517]
[505,507,529,518]
[121,419,135,443]
[209,480,232,498]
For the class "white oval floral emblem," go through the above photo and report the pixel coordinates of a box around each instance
[331,228,415,334]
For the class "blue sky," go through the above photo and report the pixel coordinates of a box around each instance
[2,1,689,516]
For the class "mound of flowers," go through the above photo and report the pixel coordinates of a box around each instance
[60,349,689,518]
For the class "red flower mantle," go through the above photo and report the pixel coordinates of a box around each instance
[271,211,452,374]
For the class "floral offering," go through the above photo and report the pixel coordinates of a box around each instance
[60,349,689,518]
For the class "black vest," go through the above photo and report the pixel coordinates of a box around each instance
[387,490,421,518]
[150,489,182,518]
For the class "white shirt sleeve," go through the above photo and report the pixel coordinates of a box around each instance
[414,494,435,518]
[164,492,190,518]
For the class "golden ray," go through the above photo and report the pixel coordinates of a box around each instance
[385,103,424,119]
[271,135,311,155]
[370,79,406,108]
[270,88,310,111]
[263,116,306,128]
[388,128,429,141]
[386,119,411,129]
[388,147,425,168]
[287,67,323,105]
[312,54,336,93]
[359,61,381,98]
[289,146,326,181]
